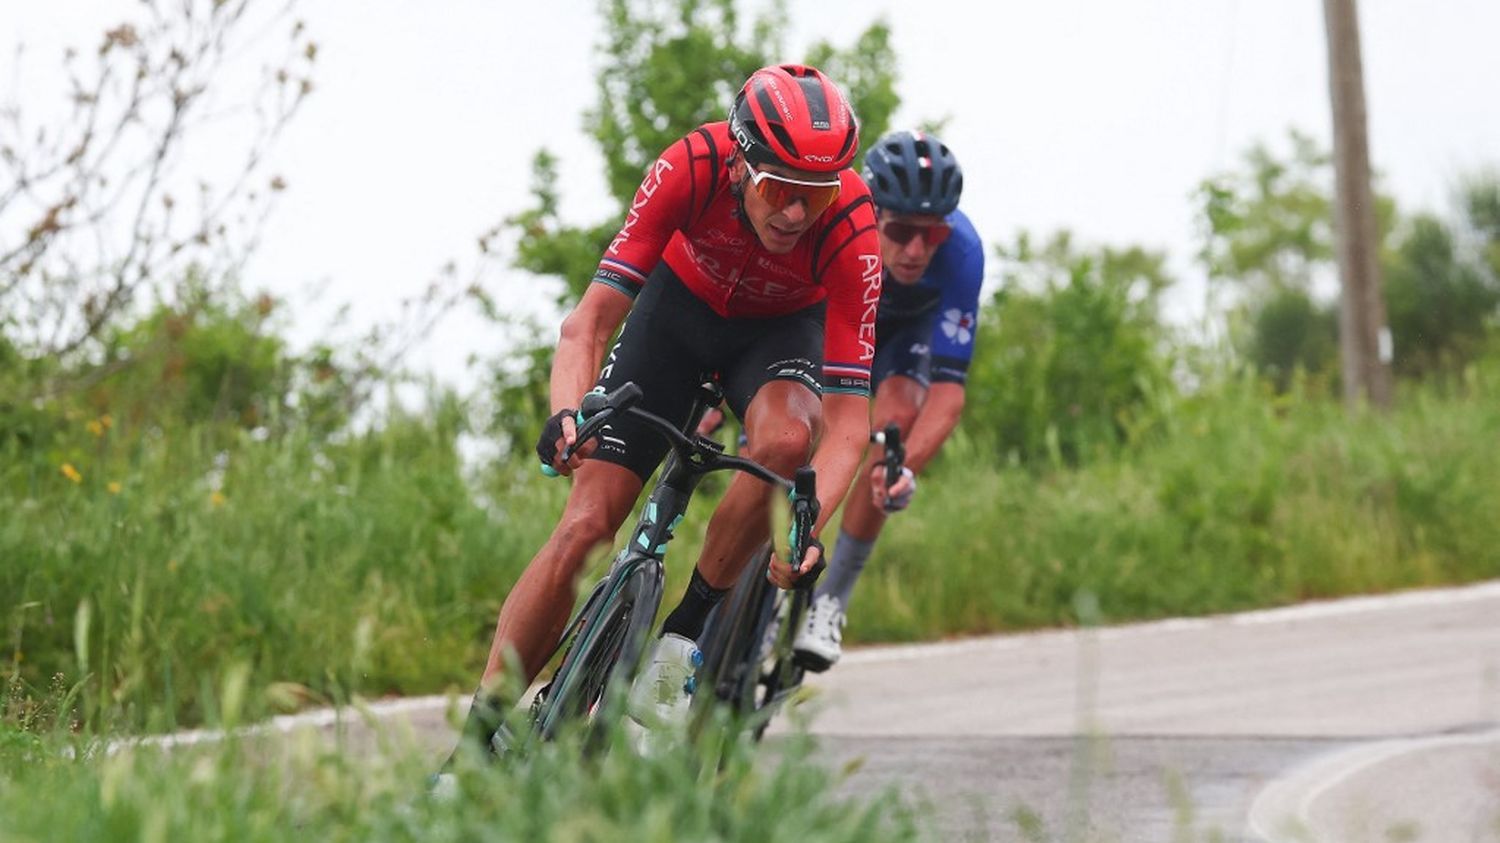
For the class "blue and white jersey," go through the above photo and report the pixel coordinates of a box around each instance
[874,208,984,384]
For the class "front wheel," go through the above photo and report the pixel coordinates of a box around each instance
[696,544,801,739]
[751,586,810,741]
[531,557,664,743]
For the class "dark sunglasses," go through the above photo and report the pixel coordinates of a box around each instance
[743,162,842,218]
[880,218,952,248]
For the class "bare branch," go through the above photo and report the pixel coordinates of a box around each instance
[0,0,314,359]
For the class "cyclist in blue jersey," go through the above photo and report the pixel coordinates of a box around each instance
[792,130,985,670]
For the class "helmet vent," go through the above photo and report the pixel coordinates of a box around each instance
[754,87,780,123]
[767,123,799,160]
[835,128,857,164]
[891,166,912,197]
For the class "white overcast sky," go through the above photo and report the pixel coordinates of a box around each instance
[8,0,1500,387]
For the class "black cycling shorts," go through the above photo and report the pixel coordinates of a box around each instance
[870,312,971,390]
[590,265,824,481]
[870,314,935,389]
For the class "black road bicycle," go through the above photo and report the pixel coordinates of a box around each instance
[695,422,904,740]
[524,379,820,745]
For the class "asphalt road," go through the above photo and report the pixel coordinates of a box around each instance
[771,581,1500,841]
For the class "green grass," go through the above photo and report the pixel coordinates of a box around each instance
[6,359,1500,735]
[0,708,919,843]
[1,412,564,733]
[5,362,1499,841]
[0,392,736,734]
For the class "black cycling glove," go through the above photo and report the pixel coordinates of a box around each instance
[535,408,577,468]
[798,537,827,587]
[771,537,826,589]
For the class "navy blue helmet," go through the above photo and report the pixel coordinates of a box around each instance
[861,130,964,216]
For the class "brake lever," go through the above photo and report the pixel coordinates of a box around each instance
[874,423,905,490]
[540,382,644,477]
[788,466,822,590]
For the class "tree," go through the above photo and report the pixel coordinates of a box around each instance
[1461,171,1500,280]
[1196,131,1344,388]
[1197,130,1335,295]
[1383,210,1500,379]
[1197,133,1500,388]
[1246,287,1339,392]
[0,0,315,359]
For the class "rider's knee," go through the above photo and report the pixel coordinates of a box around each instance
[878,405,919,435]
[553,501,617,562]
[749,417,813,473]
[875,377,925,433]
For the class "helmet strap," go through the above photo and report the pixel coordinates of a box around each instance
[728,152,753,229]
[726,150,794,253]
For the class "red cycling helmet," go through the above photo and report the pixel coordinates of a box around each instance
[728,64,859,174]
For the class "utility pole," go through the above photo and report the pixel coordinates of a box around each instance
[1323,0,1392,409]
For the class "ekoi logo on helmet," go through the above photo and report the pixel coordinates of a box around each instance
[730,117,755,156]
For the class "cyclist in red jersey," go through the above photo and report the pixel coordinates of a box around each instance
[447,64,881,760]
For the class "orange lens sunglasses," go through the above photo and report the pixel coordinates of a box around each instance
[743,163,842,218]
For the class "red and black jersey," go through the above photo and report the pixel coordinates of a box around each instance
[591,121,883,395]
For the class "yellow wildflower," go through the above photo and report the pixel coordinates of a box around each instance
[60,463,82,484]
[86,419,103,437]
[209,490,226,507]
[107,481,122,495]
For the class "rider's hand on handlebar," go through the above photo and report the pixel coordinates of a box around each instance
[537,408,598,477]
[767,541,823,591]
[871,463,916,512]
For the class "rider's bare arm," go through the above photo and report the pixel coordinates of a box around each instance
[900,381,965,473]
[544,284,635,470]
[769,392,867,586]
[809,391,872,536]
[552,284,634,414]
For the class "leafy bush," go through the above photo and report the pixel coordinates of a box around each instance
[1246,286,1338,392]
[964,231,1175,466]
[94,285,290,431]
